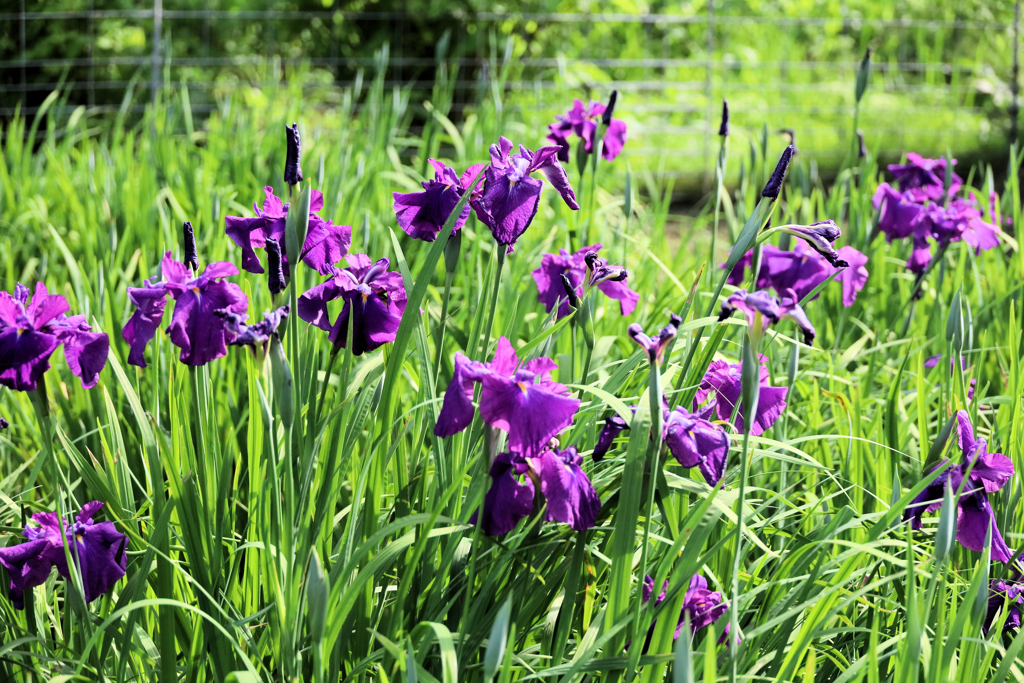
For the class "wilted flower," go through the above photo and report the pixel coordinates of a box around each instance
[531,244,639,319]
[697,355,788,436]
[904,411,1015,562]
[393,159,486,242]
[225,187,351,276]
[123,253,248,367]
[777,289,816,345]
[435,337,580,456]
[217,306,289,350]
[546,95,628,163]
[719,288,815,345]
[779,221,849,268]
[297,254,407,356]
[628,313,683,364]
[0,501,127,609]
[888,152,961,202]
[0,282,109,392]
[472,137,580,251]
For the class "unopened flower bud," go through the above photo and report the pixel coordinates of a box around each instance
[183,221,198,272]
[761,145,795,200]
[266,238,286,295]
[718,99,730,137]
[857,129,868,159]
[561,273,581,309]
[602,90,618,126]
[284,122,303,186]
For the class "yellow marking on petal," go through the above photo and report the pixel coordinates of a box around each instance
[191,287,201,294]
[361,292,369,303]
[517,382,529,395]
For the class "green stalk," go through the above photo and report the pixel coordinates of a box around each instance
[479,246,506,360]
[633,362,664,634]
[434,270,455,388]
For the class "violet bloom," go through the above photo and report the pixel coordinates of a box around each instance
[985,579,1024,634]
[531,446,601,532]
[434,337,580,457]
[122,253,248,367]
[531,244,639,319]
[888,152,961,202]
[628,314,683,365]
[0,282,109,392]
[472,137,580,251]
[834,246,870,306]
[297,254,408,356]
[904,410,1015,562]
[593,410,632,462]
[755,243,833,301]
[697,355,788,436]
[718,290,780,335]
[393,160,486,242]
[638,573,729,650]
[916,197,1002,256]
[664,407,731,485]
[474,452,535,536]
[0,501,127,608]
[225,187,351,275]
[546,98,628,162]
[873,183,926,243]
[777,289,816,346]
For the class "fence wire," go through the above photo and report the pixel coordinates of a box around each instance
[1,4,1019,179]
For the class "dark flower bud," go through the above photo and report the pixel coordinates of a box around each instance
[857,129,868,159]
[718,99,730,137]
[761,144,795,200]
[560,273,581,309]
[266,238,286,295]
[183,221,198,272]
[284,122,303,186]
[855,48,872,103]
[602,90,618,126]
[609,269,629,282]
[0,416,8,430]
[584,251,601,270]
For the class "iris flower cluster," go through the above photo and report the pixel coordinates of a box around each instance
[0,282,109,392]
[0,501,127,609]
[545,95,628,163]
[873,153,1002,274]
[635,574,729,652]
[904,410,1015,562]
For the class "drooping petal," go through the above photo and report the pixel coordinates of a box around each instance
[300,217,352,274]
[475,452,535,536]
[0,539,52,609]
[435,353,490,437]
[166,279,248,366]
[474,171,544,247]
[533,447,601,532]
[224,215,268,274]
[600,119,628,161]
[531,150,581,210]
[597,278,640,316]
[122,281,168,368]
[957,492,1013,562]
[834,246,869,307]
[393,179,471,242]
[0,328,60,392]
[593,412,631,462]
[478,373,580,457]
[60,329,109,389]
[297,279,346,332]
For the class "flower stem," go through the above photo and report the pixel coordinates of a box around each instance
[434,271,454,389]
[478,246,506,360]
[634,362,663,629]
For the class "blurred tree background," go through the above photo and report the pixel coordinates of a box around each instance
[1,0,1018,196]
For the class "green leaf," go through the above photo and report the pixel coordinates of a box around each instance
[484,598,512,682]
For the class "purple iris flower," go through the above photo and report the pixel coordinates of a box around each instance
[546,99,628,162]
[696,355,788,436]
[923,354,974,399]
[0,282,109,392]
[434,337,581,457]
[888,152,962,202]
[904,410,1015,562]
[777,289,816,345]
[985,578,1024,634]
[393,160,487,242]
[916,197,1002,255]
[473,452,535,536]
[297,254,408,356]
[531,244,639,319]
[873,182,927,243]
[718,290,780,334]
[0,501,127,608]
[636,573,730,651]
[225,187,351,275]
[730,242,869,307]
[664,407,731,485]
[530,446,601,532]
[122,253,249,367]
[472,137,580,251]
[217,305,289,349]
[0,417,7,430]
[593,409,632,462]
[628,314,683,364]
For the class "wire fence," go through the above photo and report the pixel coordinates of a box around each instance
[2,2,1020,181]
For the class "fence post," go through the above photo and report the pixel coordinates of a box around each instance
[151,0,163,105]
